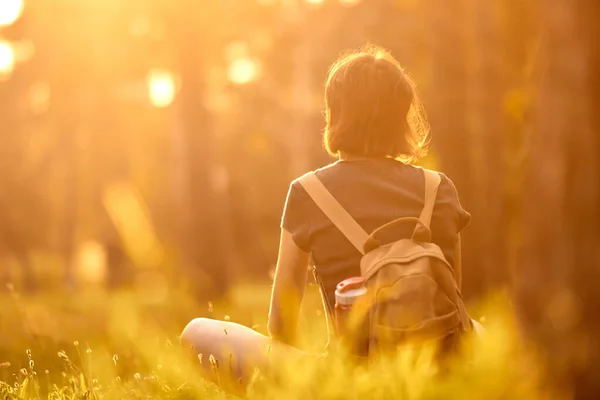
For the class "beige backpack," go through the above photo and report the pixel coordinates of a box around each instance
[298,168,473,354]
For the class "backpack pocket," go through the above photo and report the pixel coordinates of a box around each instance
[369,271,462,347]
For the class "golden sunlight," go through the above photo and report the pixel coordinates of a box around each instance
[103,182,164,269]
[304,0,325,6]
[0,0,23,26]
[0,40,14,79]
[76,241,107,284]
[147,68,176,108]
[339,0,361,6]
[227,57,260,85]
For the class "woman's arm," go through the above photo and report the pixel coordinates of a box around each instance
[454,233,463,289]
[267,228,310,346]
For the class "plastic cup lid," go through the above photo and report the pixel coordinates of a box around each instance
[336,276,365,294]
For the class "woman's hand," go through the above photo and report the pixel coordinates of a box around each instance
[267,229,310,346]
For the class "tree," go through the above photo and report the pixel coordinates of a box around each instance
[167,1,232,300]
[516,0,600,397]
[424,0,482,298]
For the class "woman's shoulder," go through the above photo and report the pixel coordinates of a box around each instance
[424,168,471,230]
[422,168,462,200]
[288,161,340,187]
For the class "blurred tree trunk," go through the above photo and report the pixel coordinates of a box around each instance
[516,0,600,397]
[170,2,231,300]
[0,77,37,293]
[500,0,540,292]
[61,124,79,292]
[469,0,510,293]
[288,3,313,177]
[426,0,480,298]
[0,212,36,293]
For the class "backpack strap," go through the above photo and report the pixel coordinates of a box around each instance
[298,172,369,255]
[412,168,442,241]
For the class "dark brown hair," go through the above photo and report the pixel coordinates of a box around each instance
[323,45,429,163]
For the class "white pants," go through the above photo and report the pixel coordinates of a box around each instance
[180,318,310,388]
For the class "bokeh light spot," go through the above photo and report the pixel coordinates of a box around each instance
[0,0,23,27]
[227,57,260,85]
[0,40,15,79]
[76,241,107,284]
[147,69,176,108]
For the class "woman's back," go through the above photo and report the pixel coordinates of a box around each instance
[282,157,470,310]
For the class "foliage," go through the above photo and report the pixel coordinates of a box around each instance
[0,285,564,400]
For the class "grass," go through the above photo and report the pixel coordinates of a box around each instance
[0,282,565,400]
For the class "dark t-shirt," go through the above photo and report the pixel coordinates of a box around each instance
[281,158,471,312]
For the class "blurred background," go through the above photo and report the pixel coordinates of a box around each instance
[0,0,542,300]
[0,0,599,396]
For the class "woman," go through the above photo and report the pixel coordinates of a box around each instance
[180,44,472,388]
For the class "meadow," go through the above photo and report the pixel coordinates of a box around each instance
[0,282,562,400]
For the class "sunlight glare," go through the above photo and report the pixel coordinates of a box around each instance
[0,40,14,79]
[147,69,176,108]
[0,0,23,26]
[304,0,325,8]
[227,57,260,85]
[103,182,164,269]
[76,241,107,284]
[339,0,361,6]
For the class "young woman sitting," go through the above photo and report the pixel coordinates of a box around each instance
[180,44,474,391]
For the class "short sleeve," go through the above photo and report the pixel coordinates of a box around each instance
[280,180,313,252]
[441,174,471,233]
[430,173,471,267]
